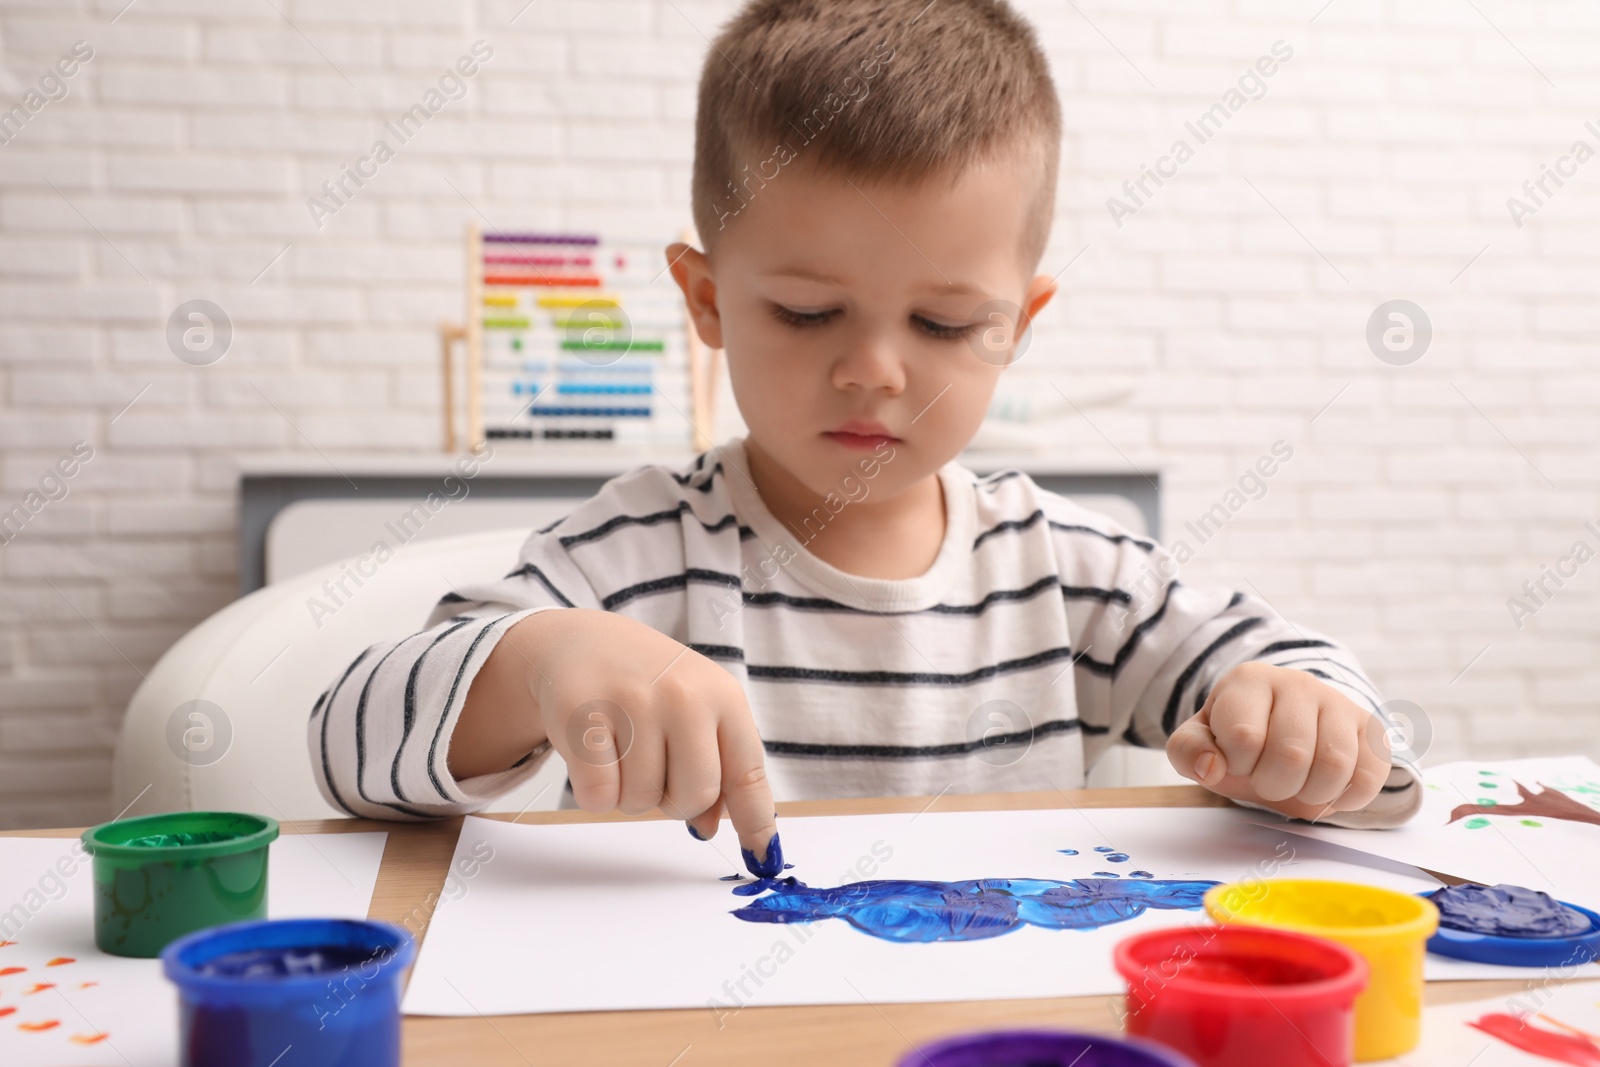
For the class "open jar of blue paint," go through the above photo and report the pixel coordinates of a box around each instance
[161,918,415,1067]
[897,1029,1198,1067]
[1422,884,1600,967]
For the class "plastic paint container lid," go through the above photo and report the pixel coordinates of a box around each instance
[1115,924,1367,1067]
[1422,887,1600,967]
[81,811,279,959]
[163,918,416,1067]
[898,1028,1198,1067]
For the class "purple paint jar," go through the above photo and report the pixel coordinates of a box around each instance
[897,1028,1198,1067]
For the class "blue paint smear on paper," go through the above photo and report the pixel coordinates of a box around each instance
[1094,846,1116,853]
[730,876,1220,943]
[1058,849,1079,856]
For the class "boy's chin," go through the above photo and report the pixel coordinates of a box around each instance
[814,452,934,502]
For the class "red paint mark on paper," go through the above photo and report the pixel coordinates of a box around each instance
[45,957,74,967]
[1469,1012,1600,1066]
[0,940,15,947]
[23,982,55,995]
[0,1007,14,1017]
[71,1032,110,1044]
[1540,1015,1600,1045]
[77,981,98,990]
[0,966,24,976]
[18,1020,60,1032]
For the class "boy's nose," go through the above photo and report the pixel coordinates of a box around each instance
[830,336,906,395]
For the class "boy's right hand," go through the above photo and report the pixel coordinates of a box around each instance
[454,608,782,875]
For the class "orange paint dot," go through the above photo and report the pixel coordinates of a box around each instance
[0,967,24,976]
[71,1032,110,1044]
[24,982,55,995]
[0,940,15,947]
[77,981,98,990]
[0,1007,14,1017]
[45,957,74,967]
[18,1020,60,1031]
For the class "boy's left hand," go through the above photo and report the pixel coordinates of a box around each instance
[1166,662,1392,821]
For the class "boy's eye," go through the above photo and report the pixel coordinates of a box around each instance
[913,315,975,341]
[768,304,975,341]
[770,304,837,328]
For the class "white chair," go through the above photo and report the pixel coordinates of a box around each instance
[112,528,570,821]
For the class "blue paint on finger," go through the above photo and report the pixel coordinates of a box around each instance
[742,831,785,879]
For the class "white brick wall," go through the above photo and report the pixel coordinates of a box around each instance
[1,0,1597,828]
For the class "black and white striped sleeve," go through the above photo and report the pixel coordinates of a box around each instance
[308,525,601,820]
[1065,523,1422,828]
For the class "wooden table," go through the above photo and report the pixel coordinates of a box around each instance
[13,785,1548,1066]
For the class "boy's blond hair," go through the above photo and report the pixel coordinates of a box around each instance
[692,0,1062,271]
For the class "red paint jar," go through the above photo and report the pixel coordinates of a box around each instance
[1114,925,1368,1067]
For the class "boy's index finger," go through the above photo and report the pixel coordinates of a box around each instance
[716,709,781,878]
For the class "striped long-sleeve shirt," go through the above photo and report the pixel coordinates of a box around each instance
[309,436,1422,827]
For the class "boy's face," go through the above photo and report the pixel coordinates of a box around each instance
[668,149,1057,507]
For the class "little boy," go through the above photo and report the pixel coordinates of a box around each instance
[311,0,1419,877]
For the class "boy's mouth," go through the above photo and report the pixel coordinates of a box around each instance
[823,420,898,451]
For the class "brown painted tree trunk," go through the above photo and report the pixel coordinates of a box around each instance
[1448,780,1600,830]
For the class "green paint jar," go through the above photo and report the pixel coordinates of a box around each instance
[80,811,279,958]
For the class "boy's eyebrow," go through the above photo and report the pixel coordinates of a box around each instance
[762,267,991,298]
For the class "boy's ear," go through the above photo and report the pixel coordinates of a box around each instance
[1018,273,1058,335]
[665,241,724,350]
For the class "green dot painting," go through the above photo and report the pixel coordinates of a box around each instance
[1465,817,1491,829]
[1478,798,1498,806]
[1520,819,1542,827]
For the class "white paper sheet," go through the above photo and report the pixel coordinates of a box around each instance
[1377,980,1600,1065]
[1251,757,1600,912]
[0,832,387,1067]
[402,807,1450,1017]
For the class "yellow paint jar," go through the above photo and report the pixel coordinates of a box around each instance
[1204,879,1438,1062]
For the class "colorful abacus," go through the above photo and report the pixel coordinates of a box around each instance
[442,225,717,451]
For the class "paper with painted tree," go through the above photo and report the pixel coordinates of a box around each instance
[1249,757,1600,914]
[0,832,387,1067]
[401,806,1460,1016]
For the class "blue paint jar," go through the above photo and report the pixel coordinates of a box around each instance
[1421,885,1600,967]
[161,918,415,1067]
